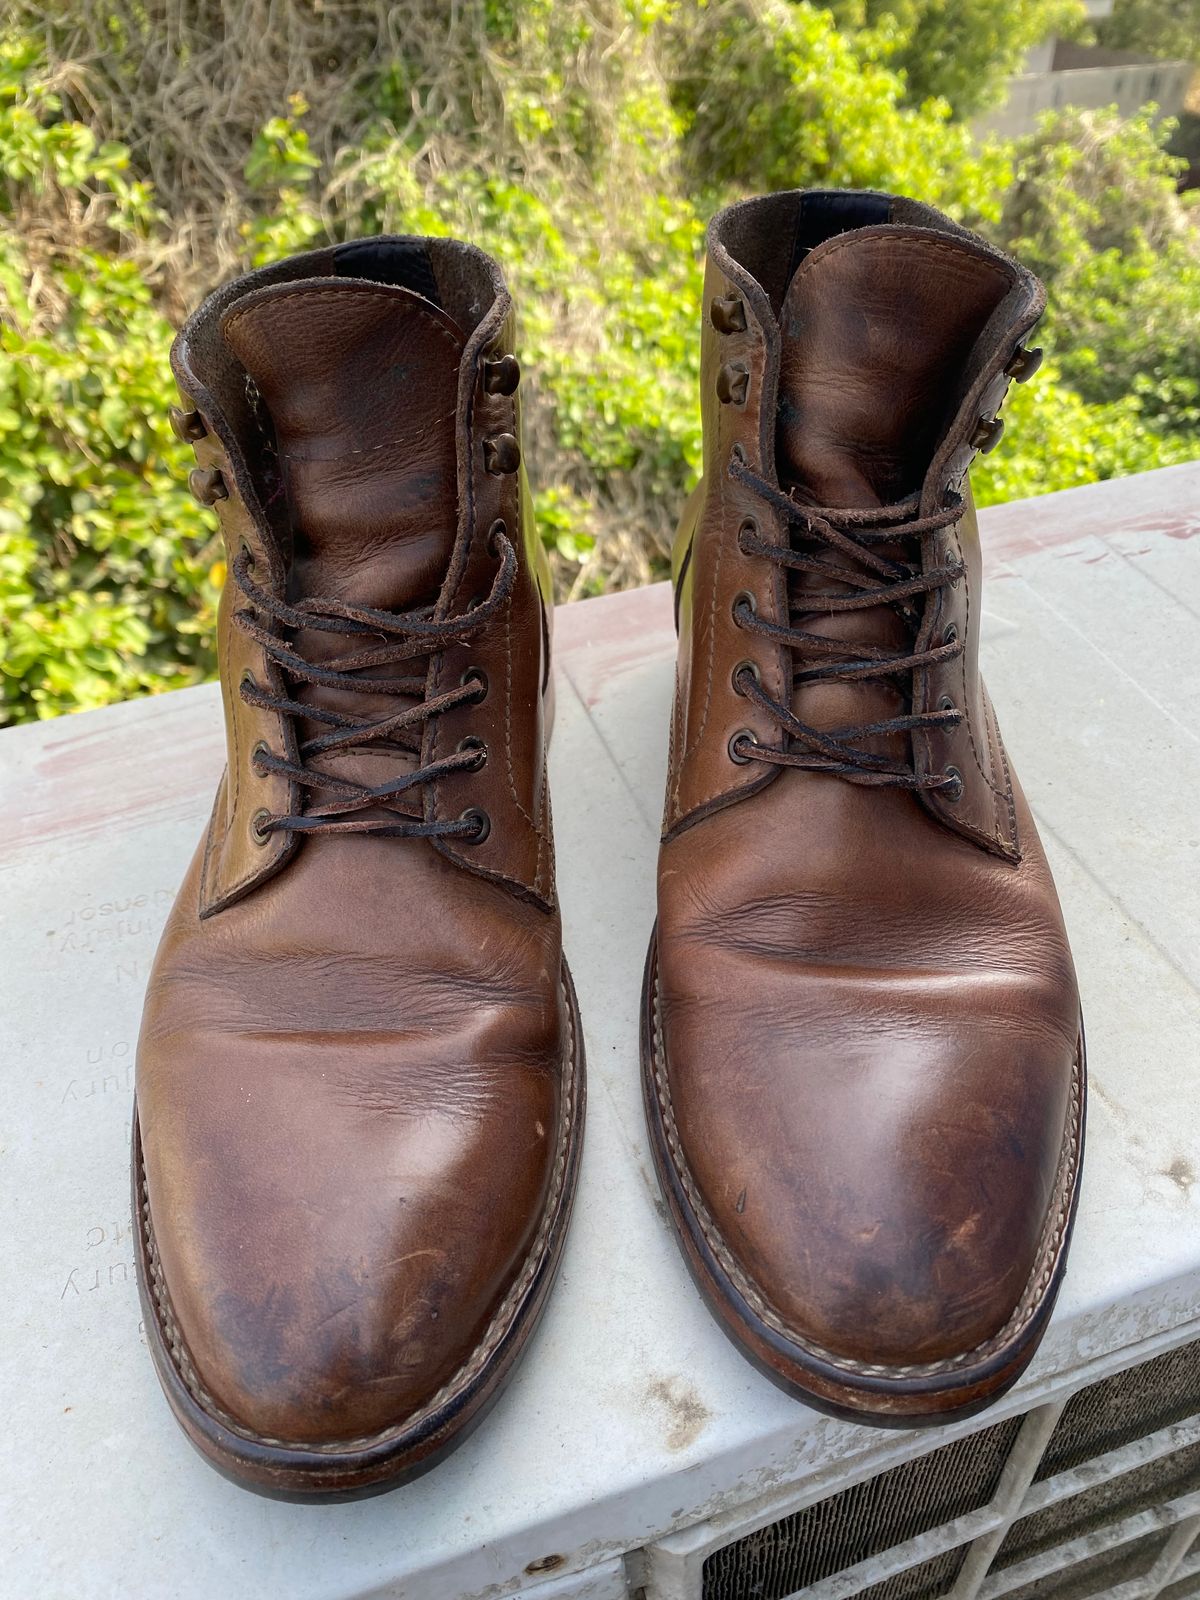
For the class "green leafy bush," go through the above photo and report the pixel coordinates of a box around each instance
[1096,0,1200,63]
[668,0,1013,216]
[994,107,1200,437]
[0,39,220,722]
[1,4,1198,725]
[828,0,1086,117]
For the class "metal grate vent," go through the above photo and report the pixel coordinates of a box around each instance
[1036,1339,1200,1480]
[997,1441,1200,1566]
[998,1529,1171,1600]
[1161,1570,1200,1600]
[849,1546,966,1600]
[699,1416,1021,1600]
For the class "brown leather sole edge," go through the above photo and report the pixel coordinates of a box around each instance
[133,958,586,1501]
[640,926,1086,1428]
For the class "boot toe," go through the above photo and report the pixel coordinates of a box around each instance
[660,983,1078,1379]
[137,1034,563,1453]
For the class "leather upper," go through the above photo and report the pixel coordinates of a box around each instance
[656,191,1080,1373]
[171,239,556,916]
[138,238,569,1448]
[139,835,564,1441]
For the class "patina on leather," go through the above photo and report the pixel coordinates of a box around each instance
[135,237,583,1498]
[646,190,1084,1423]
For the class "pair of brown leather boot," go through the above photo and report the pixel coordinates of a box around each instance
[135,191,1084,1499]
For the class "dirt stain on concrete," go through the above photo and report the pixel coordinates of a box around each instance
[647,1375,712,1452]
[1162,1157,1195,1195]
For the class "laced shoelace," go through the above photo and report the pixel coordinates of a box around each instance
[231,527,517,840]
[727,450,968,793]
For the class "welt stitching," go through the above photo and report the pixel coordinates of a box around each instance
[651,968,1081,1380]
[140,978,577,1455]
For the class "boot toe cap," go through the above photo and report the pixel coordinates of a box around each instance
[136,1045,564,1453]
[660,993,1079,1378]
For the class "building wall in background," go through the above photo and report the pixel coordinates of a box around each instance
[976,0,1194,143]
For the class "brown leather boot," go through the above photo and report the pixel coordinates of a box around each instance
[643,191,1084,1425]
[135,239,584,1497]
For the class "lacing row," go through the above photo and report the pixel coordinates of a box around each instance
[727,450,968,794]
[231,528,516,840]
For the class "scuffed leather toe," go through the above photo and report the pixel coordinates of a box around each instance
[662,995,1075,1372]
[139,1044,560,1448]
[136,836,571,1473]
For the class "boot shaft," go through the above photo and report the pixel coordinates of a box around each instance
[170,238,556,914]
[668,189,1045,856]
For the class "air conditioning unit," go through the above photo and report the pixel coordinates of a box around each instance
[637,1332,1200,1600]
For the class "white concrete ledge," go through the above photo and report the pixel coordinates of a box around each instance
[2,464,1199,1599]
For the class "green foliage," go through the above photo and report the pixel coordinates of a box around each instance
[1096,0,1200,64]
[994,107,1200,435]
[1,6,1198,725]
[669,1,1013,218]
[972,357,1197,506]
[829,0,1085,117]
[0,37,220,723]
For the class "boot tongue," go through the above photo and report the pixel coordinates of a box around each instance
[221,277,466,611]
[771,225,1012,752]
[775,225,1012,508]
[220,276,468,818]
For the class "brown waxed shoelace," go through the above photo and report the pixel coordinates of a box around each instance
[728,451,968,793]
[230,527,517,840]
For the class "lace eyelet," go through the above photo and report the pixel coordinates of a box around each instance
[716,362,749,406]
[239,540,255,569]
[711,295,747,335]
[460,807,490,843]
[943,623,959,647]
[728,728,759,765]
[483,433,520,475]
[729,443,747,467]
[737,518,758,554]
[239,669,257,698]
[461,667,488,701]
[970,415,1005,455]
[732,660,761,696]
[732,590,757,627]
[168,405,207,442]
[942,766,964,802]
[250,808,273,844]
[456,736,488,769]
[483,353,521,395]
[251,739,271,772]
[1006,344,1043,383]
[487,518,506,555]
[189,466,227,506]
[937,694,956,714]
